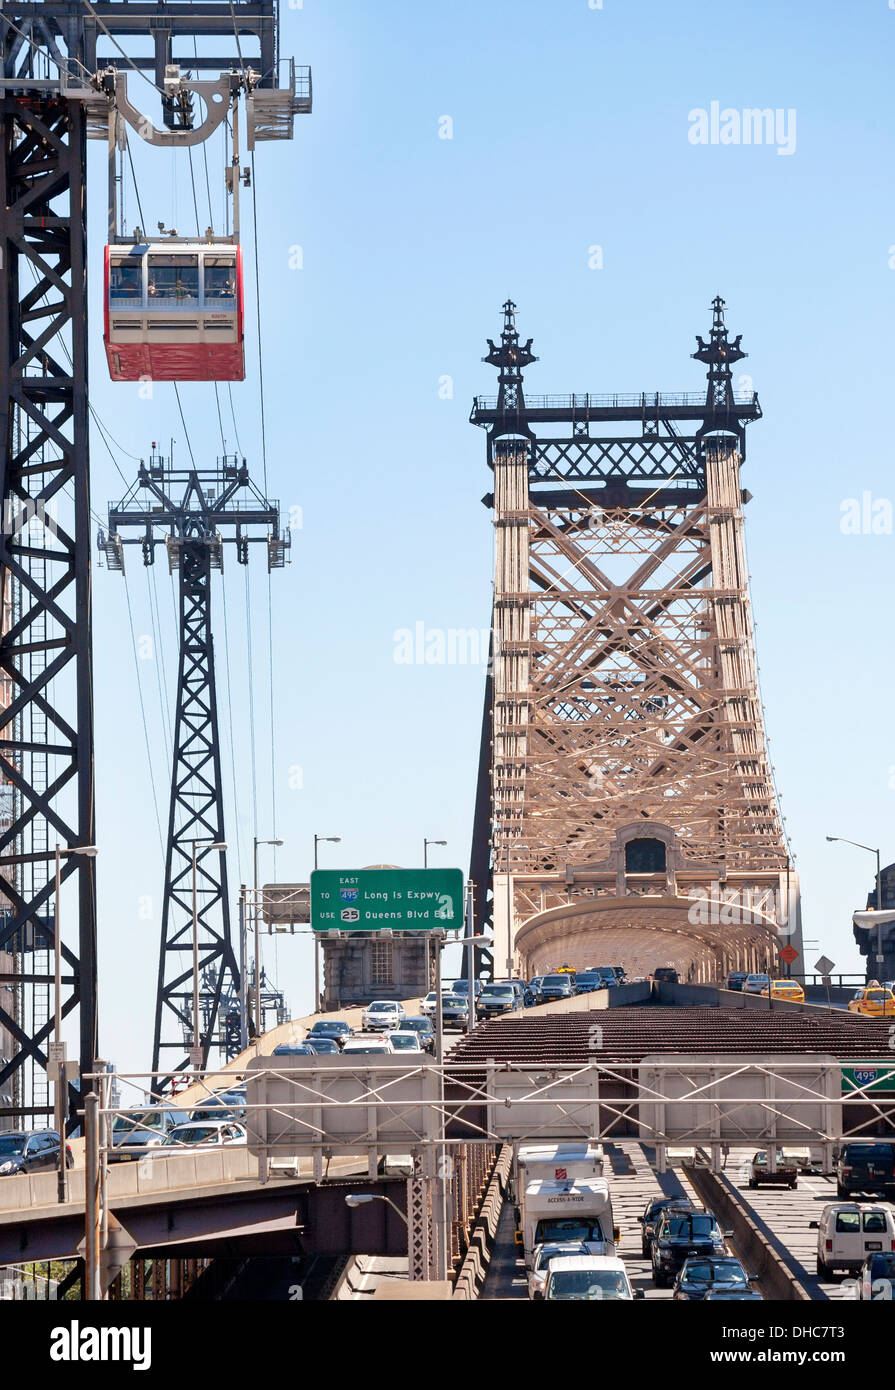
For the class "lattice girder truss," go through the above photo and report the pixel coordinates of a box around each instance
[491,437,786,881]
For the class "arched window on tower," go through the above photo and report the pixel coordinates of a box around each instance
[624,837,667,874]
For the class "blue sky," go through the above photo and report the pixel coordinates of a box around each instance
[84,0,895,1069]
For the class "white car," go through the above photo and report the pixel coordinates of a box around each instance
[387,1030,424,1054]
[163,1121,247,1149]
[341,1034,394,1055]
[362,1000,406,1032]
[419,986,456,1017]
[544,1255,641,1301]
[527,1240,607,1299]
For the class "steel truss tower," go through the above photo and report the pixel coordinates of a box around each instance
[100,451,287,1078]
[0,1,307,1118]
[469,299,793,974]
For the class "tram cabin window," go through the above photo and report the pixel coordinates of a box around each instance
[109,257,143,300]
[148,255,199,301]
[204,257,237,301]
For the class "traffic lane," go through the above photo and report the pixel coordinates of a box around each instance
[721,1148,845,1299]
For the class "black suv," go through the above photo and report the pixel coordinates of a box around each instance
[836,1141,895,1200]
[726,971,748,991]
[653,967,679,985]
[652,1209,729,1288]
[0,1129,73,1176]
[638,1196,695,1258]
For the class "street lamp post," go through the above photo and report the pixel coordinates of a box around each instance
[53,842,98,1203]
[344,1192,408,1226]
[423,838,446,870]
[314,835,341,1013]
[191,839,227,1067]
[827,835,884,979]
[252,836,284,1039]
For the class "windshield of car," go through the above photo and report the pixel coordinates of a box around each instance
[310,1022,344,1035]
[535,1218,605,1244]
[402,1019,430,1031]
[389,1035,420,1049]
[542,975,571,987]
[367,1002,397,1011]
[684,1261,745,1284]
[747,975,769,983]
[479,987,513,999]
[0,1135,26,1156]
[344,1044,390,1054]
[663,1215,717,1239]
[112,1110,164,1135]
[167,1126,225,1145]
[547,1270,629,1299]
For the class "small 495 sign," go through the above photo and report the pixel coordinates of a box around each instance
[310,867,465,932]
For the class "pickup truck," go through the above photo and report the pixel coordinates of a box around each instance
[747,1149,798,1190]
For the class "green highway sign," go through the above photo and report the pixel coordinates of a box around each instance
[841,1063,895,1095]
[310,868,465,932]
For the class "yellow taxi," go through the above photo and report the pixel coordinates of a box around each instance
[760,979,806,1003]
[848,982,895,1017]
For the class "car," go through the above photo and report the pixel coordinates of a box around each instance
[857,1251,895,1299]
[544,1255,642,1301]
[302,1037,341,1055]
[573,971,604,994]
[271,1043,316,1056]
[399,1016,436,1053]
[652,966,679,984]
[440,993,471,1030]
[341,1035,394,1055]
[812,1202,895,1280]
[164,1121,247,1148]
[726,971,748,992]
[594,967,618,989]
[0,1130,73,1176]
[528,976,545,1003]
[538,974,575,1002]
[109,1106,190,1161]
[419,987,455,1018]
[611,966,626,984]
[452,979,483,1000]
[527,1240,607,1299]
[848,982,895,1017]
[189,1088,246,1122]
[306,1019,353,1046]
[742,972,771,994]
[361,1000,406,1032]
[652,1209,729,1287]
[760,979,805,1003]
[673,1256,756,1301]
[388,1030,425,1053]
[494,979,535,1007]
[637,1196,696,1258]
[748,1148,798,1189]
[835,1140,895,1200]
[476,984,522,1018]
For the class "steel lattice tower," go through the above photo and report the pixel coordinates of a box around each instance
[470,299,798,981]
[100,451,288,1079]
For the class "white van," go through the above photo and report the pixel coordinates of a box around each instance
[518,1177,617,1268]
[811,1202,895,1279]
[543,1255,641,1301]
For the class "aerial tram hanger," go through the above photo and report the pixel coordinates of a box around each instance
[102,65,262,382]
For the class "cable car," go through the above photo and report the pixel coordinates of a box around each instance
[104,241,244,382]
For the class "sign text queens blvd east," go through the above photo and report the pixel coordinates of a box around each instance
[310,868,464,932]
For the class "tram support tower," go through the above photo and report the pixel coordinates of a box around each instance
[469,299,800,983]
[0,2,309,1121]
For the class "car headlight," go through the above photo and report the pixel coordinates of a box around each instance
[0,1161,17,1174]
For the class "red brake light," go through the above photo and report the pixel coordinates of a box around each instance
[825,1239,832,1251]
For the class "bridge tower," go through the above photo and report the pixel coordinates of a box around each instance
[470,299,799,983]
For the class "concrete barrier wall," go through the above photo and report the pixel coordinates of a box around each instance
[687,1163,813,1301]
[656,982,845,1015]
[532,981,651,1017]
[451,1144,513,1300]
[0,1146,258,1212]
